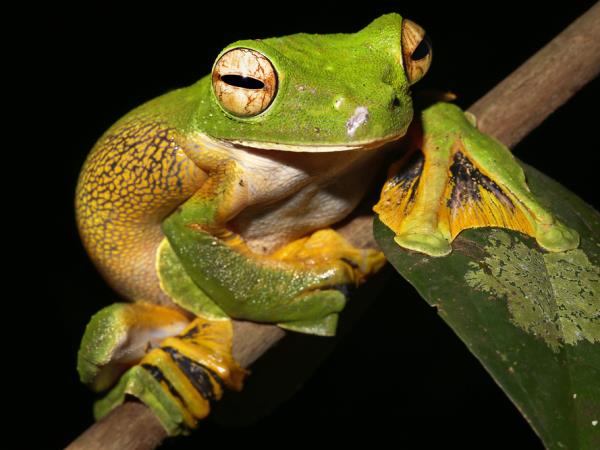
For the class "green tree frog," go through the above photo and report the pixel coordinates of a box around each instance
[75,13,579,436]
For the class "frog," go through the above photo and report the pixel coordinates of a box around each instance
[75,13,579,437]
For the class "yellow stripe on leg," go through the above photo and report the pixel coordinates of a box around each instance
[91,315,248,435]
[141,349,210,424]
[160,317,248,391]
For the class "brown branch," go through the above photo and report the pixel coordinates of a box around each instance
[66,4,600,450]
[469,2,600,149]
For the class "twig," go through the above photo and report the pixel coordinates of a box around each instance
[469,2,600,149]
[66,3,600,449]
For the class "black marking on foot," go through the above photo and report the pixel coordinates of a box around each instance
[142,363,186,404]
[390,152,424,186]
[179,325,199,340]
[389,152,423,206]
[447,152,515,210]
[162,347,223,401]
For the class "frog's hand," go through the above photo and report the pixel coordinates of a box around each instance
[374,102,579,257]
[78,303,248,436]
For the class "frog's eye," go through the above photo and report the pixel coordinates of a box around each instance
[401,19,432,85]
[212,48,278,117]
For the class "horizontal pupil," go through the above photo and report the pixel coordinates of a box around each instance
[221,74,265,90]
[411,35,431,61]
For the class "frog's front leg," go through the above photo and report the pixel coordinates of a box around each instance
[375,102,579,256]
[162,157,385,336]
[78,302,247,436]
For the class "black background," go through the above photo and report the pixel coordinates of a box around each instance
[17,1,598,448]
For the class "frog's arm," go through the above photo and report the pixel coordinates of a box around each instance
[375,102,579,256]
[161,143,385,336]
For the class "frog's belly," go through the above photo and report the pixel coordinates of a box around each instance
[229,148,384,253]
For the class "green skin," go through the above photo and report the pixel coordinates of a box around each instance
[80,13,414,350]
[392,103,579,256]
[77,13,579,434]
[152,13,415,335]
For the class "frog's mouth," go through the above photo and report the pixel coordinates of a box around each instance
[202,131,405,153]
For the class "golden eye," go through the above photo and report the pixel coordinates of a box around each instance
[212,48,278,117]
[401,19,432,85]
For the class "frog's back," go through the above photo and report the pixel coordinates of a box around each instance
[75,87,207,305]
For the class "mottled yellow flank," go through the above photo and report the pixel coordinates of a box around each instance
[76,118,206,304]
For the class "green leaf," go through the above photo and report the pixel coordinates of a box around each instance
[374,162,600,449]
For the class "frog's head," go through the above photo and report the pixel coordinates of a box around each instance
[198,13,431,152]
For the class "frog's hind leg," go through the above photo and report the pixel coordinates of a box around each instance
[78,303,248,436]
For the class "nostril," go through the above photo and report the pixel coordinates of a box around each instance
[391,97,401,108]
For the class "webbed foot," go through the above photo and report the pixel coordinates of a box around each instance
[536,220,580,252]
[374,102,580,256]
[393,230,451,257]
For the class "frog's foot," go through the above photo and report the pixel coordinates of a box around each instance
[268,228,386,285]
[374,150,454,257]
[534,219,580,252]
[79,303,247,436]
[163,212,385,336]
[374,103,579,256]
[268,228,386,334]
[78,302,191,392]
[393,228,452,257]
